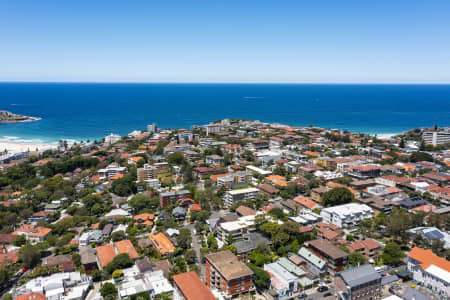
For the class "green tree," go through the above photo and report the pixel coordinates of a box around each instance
[381,242,405,265]
[100,282,118,300]
[105,253,133,274]
[268,207,285,219]
[322,187,354,207]
[176,228,192,249]
[111,231,126,242]
[248,263,270,290]
[167,152,184,165]
[184,249,196,264]
[348,252,366,267]
[13,235,26,247]
[19,244,41,268]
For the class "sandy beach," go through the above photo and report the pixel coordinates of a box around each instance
[0,141,57,153]
[375,133,399,139]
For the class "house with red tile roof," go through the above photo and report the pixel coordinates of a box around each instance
[133,213,155,226]
[149,232,176,256]
[173,271,216,300]
[349,239,382,260]
[293,196,321,210]
[96,244,116,269]
[15,292,45,300]
[13,225,52,243]
[114,239,139,260]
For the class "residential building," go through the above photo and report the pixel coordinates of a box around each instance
[335,264,382,300]
[205,154,224,165]
[348,239,382,260]
[223,187,259,207]
[246,165,272,176]
[98,162,126,179]
[422,130,450,146]
[79,246,98,275]
[149,232,175,255]
[310,186,329,203]
[256,150,282,165]
[264,262,298,298]
[297,247,327,276]
[96,244,116,269]
[346,165,381,179]
[104,133,121,145]
[173,271,216,300]
[147,123,158,133]
[306,239,348,273]
[159,190,191,208]
[320,203,374,228]
[315,222,343,243]
[217,213,263,243]
[205,250,254,298]
[13,225,52,243]
[232,232,272,262]
[407,247,450,298]
[117,269,173,299]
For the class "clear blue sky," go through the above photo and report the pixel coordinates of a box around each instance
[1,1,450,83]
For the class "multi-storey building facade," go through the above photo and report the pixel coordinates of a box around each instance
[335,264,382,300]
[223,187,259,207]
[320,203,373,228]
[206,251,254,298]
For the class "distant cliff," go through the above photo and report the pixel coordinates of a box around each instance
[0,110,41,123]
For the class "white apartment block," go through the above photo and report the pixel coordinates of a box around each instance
[423,130,450,146]
[223,187,259,207]
[217,213,264,243]
[98,163,126,179]
[320,203,373,228]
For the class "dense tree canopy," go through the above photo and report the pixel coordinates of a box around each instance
[322,187,354,207]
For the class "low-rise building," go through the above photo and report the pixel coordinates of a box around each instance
[173,271,216,300]
[297,247,327,276]
[335,264,382,300]
[348,239,382,260]
[149,232,176,256]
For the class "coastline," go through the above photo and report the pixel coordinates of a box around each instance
[0,141,57,152]
[0,131,401,153]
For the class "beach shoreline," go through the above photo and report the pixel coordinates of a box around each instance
[0,141,57,152]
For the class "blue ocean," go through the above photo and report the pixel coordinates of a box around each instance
[0,83,449,144]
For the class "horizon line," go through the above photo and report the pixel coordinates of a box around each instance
[1,80,450,85]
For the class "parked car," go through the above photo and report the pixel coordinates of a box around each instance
[317,286,329,292]
[323,292,333,297]
[298,293,307,299]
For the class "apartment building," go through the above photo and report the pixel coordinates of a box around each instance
[335,264,382,300]
[306,239,348,273]
[98,162,127,179]
[423,130,450,146]
[348,239,382,260]
[320,203,373,228]
[206,251,254,298]
[217,213,263,243]
[407,247,450,297]
[223,187,259,207]
[159,190,191,208]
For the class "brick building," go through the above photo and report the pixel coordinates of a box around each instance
[205,250,254,298]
